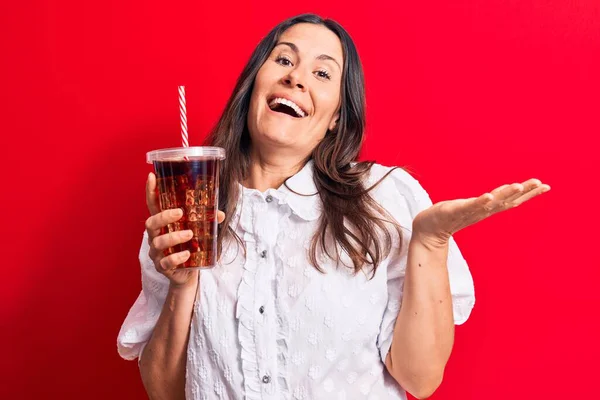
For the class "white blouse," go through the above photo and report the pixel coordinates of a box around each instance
[117,161,475,400]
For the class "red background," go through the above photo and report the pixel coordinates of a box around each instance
[2,0,598,398]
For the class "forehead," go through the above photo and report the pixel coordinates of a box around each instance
[278,23,344,62]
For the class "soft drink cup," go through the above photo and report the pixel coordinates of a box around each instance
[146,147,226,269]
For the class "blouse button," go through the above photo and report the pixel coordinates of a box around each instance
[265,195,273,203]
[262,375,271,384]
[260,250,267,258]
[259,306,265,314]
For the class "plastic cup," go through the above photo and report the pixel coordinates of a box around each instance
[146,147,226,269]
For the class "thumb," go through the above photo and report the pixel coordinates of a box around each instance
[146,172,161,216]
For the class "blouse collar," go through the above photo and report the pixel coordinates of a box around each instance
[236,159,321,222]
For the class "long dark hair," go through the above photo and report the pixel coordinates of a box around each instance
[205,13,402,275]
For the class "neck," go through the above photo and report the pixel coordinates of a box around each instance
[243,146,310,192]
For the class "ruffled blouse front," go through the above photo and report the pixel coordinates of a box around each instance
[117,162,475,400]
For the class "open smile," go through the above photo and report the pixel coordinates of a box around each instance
[267,95,308,118]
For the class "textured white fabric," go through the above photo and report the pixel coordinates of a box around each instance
[117,161,475,400]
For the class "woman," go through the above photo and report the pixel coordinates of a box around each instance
[117,14,550,400]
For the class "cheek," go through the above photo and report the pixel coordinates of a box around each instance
[248,91,260,117]
[254,63,279,92]
[249,67,275,116]
[248,86,265,120]
[314,88,341,120]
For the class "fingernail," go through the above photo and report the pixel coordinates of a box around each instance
[183,230,193,238]
[174,208,183,216]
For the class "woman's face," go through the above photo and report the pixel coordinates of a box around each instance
[247,23,344,157]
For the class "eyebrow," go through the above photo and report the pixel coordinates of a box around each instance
[275,41,342,71]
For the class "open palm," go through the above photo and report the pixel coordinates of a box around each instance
[412,178,551,248]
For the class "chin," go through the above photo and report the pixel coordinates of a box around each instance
[249,122,297,146]
[260,130,298,148]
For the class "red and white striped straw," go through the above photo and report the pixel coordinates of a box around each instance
[178,85,189,148]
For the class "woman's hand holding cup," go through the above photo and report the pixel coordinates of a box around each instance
[144,172,225,289]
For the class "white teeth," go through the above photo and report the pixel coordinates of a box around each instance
[268,97,306,118]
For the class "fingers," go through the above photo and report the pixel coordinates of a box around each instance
[146,208,224,256]
[510,181,551,207]
[145,208,184,239]
[486,179,550,212]
[505,179,550,202]
[151,230,194,253]
[217,210,226,224]
[146,173,160,216]
[476,192,494,208]
[158,250,191,272]
[498,183,525,200]
[491,184,509,196]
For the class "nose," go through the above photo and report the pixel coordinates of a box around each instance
[282,70,306,91]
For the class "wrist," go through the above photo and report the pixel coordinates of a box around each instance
[408,236,450,271]
[410,229,450,253]
[168,280,198,296]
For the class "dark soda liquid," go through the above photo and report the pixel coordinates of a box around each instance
[153,159,220,269]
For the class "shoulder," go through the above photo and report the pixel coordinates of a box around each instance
[365,163,431,203]
[358,162,435,224]
[365,163,420,189]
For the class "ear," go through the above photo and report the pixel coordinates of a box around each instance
[328,111,340,132]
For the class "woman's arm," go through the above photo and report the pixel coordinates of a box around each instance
[383,173,548,398]
[139,282,197,400]
[385,235,454,399]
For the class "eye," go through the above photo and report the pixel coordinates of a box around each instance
[275,55,293,66]
[315,69,332,80]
